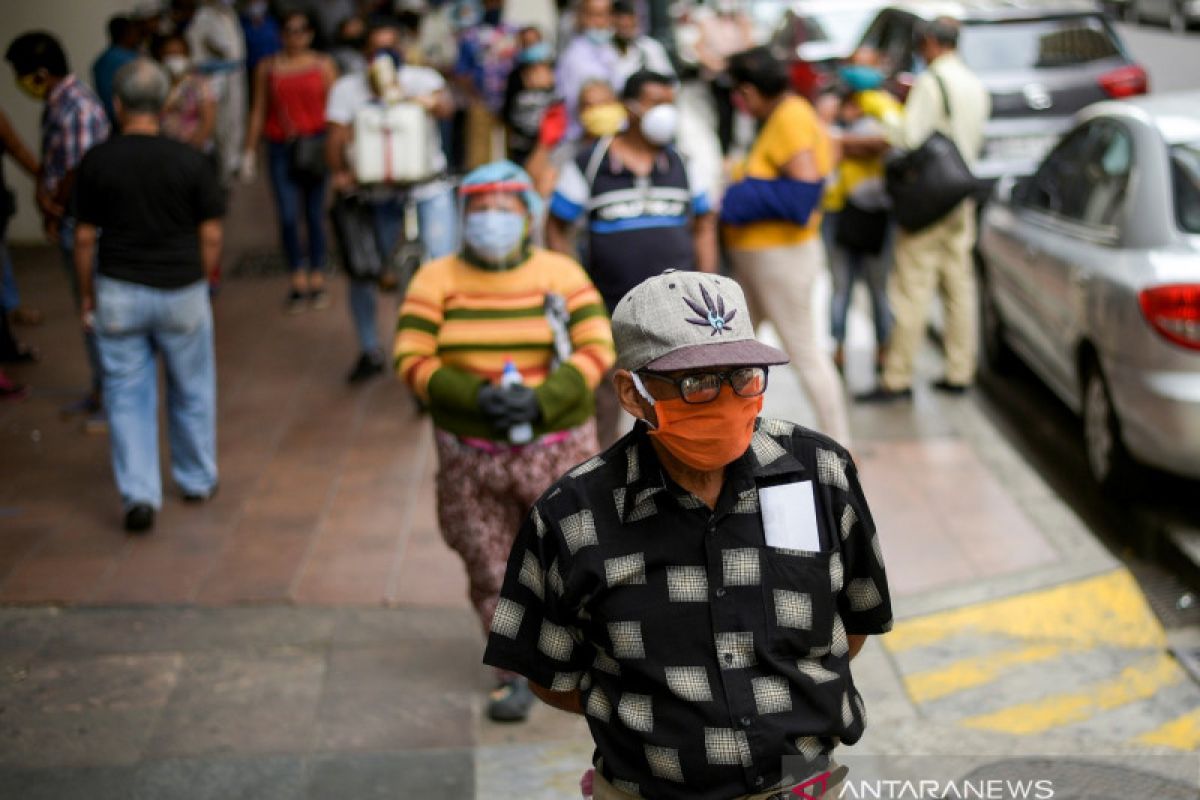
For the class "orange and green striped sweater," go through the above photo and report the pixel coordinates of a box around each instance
[394,247,615,440]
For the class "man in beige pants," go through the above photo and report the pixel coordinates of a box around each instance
[857,17,990,402]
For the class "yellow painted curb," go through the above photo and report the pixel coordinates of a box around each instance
[884,570,1165,654]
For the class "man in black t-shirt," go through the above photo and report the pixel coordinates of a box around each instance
[74,58,226,534]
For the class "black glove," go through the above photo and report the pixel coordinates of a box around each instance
[478,384,511,428]
[503,384,541,425]
[477,384,542,433]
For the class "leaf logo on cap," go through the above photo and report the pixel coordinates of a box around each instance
[683,284,737,336]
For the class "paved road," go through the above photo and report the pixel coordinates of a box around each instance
[959,18,1200,630]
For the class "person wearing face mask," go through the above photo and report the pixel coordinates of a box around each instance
[482,270,892,799]
[239,0,282,85]
[394,160,614,723]
[610,0,674,97]
[548,70,717,447]
[242,11,338,313]
[556,0,622,139]
[187,0,248,181]
[157,35,218,157]
[91,15,141,126]
[721,46,852,448]
[694,0,753,154]
[325,20,458,383]
[524,78,623,199]
[454,0,519,168]
[5,31,111,432]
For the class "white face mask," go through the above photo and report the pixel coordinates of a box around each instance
[639,103,679,147]
[163,55,190,78]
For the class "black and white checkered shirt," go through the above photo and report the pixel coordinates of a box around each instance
[483,418,892,799]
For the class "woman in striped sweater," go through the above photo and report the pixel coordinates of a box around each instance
[394,160,614,722]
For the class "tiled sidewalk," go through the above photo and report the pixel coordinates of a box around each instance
[2,246,1196,798]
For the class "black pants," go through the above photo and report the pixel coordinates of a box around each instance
[711,79,735,155]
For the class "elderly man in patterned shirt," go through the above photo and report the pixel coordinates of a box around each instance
[484,270,892,799]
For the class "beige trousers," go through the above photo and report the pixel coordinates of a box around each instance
[465,101,505,171]
[730,238,852,447]
[881,200,978,390]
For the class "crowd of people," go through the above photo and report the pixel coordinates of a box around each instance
[1,3,993,797]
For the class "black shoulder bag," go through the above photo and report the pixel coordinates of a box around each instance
[884,73,980,233]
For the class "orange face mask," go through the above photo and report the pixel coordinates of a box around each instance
[632,374,762,472]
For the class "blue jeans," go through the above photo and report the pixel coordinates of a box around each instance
[266,139,328,272]
[60,216,104,397]
[825,212,893,346]
[348,186,458,355]
[0,241,18,311]
[94,276,217,509]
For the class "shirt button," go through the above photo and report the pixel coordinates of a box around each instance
[715,587,727,598]
[740,716,752,728]
[723,652,733,665]
[754,776,765,787]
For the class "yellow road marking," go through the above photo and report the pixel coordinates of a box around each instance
[885,570,1164,654]
[961,653,1184,735]
[904,642,1071,704]
[1136,707,1200,750]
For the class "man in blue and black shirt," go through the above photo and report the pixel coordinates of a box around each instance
[547,70,717,314]
[547,70,717,445]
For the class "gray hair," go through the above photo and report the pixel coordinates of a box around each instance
[113,58,169,115]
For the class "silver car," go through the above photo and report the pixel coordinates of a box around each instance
[977,91,1200,487]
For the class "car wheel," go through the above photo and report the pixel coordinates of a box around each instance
[1081,359,1137,491]
[976,261,1012,373]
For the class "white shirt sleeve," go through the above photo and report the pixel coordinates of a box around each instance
[325,74,363,126]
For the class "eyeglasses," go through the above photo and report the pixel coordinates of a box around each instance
[639,366,768,404]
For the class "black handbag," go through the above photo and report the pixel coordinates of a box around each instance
[287,133,327,184]
[885,74,980,233]
[834,200,890,255]
[329,193,384,280]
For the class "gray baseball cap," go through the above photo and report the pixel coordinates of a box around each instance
[611,271,789,372]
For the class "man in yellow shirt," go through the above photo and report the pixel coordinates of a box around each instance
[720,46,850,446]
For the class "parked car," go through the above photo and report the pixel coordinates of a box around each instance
[1131,0,1200,32]
[976,91,1200,487]
[856,0,1148,183]
[765,0,889,99]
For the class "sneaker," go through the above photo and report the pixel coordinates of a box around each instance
[285,289,307,315]
[932,379,970,396]
[182,483,218,503]
[0,372,28,401]
[487,677,534,722]
[61,393,102,417]
[346,352,384,384]
[309,287,330,310]
[854,386,913,403]
[124,504,155,534]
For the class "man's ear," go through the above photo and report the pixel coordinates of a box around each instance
[613,369,654,425]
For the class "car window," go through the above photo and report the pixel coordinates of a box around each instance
[1171,143,1200,234]
[859,11,913,73]
[1022,121,1132,229]
[959,15,1123,73]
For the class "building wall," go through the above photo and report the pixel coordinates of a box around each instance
[2,0,130,243]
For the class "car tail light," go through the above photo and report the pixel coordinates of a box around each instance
[1098,65,1148,99]
[1139,284,1200,351]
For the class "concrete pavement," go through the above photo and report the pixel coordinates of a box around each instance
[1,232,1198,797]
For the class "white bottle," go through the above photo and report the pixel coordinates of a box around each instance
[501,359,533,444]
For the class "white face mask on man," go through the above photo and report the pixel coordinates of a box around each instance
[163,55,190,78]
[638,103,679,147]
